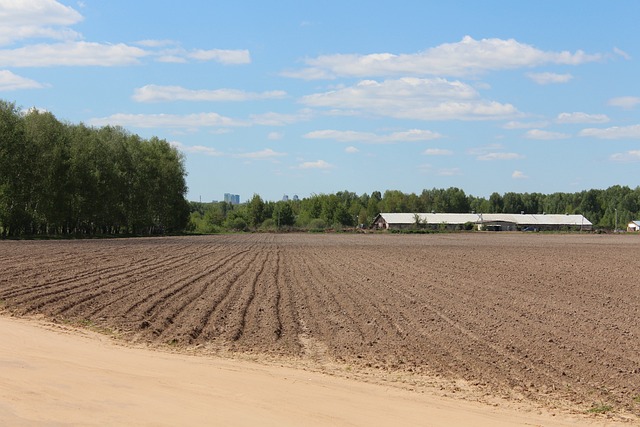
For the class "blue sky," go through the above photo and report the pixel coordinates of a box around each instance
[2,1,639,202]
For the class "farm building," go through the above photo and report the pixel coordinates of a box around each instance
[628,221,640,232]
[372,212,593,231]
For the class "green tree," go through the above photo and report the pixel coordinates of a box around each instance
[273,201,295,227]
[247,194,266,228]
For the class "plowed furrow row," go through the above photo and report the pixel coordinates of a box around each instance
[1,234,638,416]
[228,250,269,342]
[312,248,454,369]
[303,250,408,346]
[79,247,230,319]
[189,250,268,344]
[272,245,303,353]
[0,244,196,299]
[286,248,366,359]
[5,249,203,315]
[115,248,248,319]
[355,248,603,400]
[133,248,256,334]
[155,250,261,343]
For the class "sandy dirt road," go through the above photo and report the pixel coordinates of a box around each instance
[0,315,624,427]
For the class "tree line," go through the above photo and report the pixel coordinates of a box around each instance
[0,100,189,237]
[189,185,640,233]
[2,99,637,237]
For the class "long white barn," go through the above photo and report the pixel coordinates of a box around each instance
[372,212,592,231]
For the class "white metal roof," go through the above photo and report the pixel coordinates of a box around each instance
[377,213,592,226]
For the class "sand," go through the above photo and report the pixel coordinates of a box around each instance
[0,315,626,427]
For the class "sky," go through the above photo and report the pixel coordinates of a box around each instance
[1,1,639,203]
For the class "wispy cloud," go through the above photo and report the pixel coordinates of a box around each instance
[345,146,359,153]
[580,124,640,139]
[512,170,528,179]
[607,96,640,109]
[613,47,631,60]
[477,152,525,161]
[170,141,222,157]
[89,112,247,129]
[469,145,524,161]
[235,148,286,159]
[526,72,573,85]
[133,85,286,102]
[437,167,462,176]
[296,160,334,169]
[186,49,250,64]
[304,128,442,144]
[0,0,83,46]
[285,36,602,79]
[610,150,640,162]
[0,3,250,67]
[503,120,549,130]
[0,42,148,67]
[423,148,453,156]
[525,129,571,140]
[0,70,45,90]
[249,110,313,126]
[556,112,609,124]
[301,77,518,121]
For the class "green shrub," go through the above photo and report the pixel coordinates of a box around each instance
[308,218,326,231]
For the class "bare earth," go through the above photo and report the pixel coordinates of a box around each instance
[0,233,639,425]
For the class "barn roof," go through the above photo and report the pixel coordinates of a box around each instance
[376,213,592,226]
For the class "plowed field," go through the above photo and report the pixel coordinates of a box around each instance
[1,233,639,417]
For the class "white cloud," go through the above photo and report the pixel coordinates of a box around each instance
[613,47,631,60]
[249,110,313,126]
[607,96,640,109]
[526,72,573,85]
[610,150,640,163]
[423,148,453,156]
[280,67,335,80]
[301,77,518,121]
[345,146,359,153]
[235,148,286,159]
[133,85,286,102]
[134,39,179,48]
[286,36,602,79]
[556,112,609,124]
[579,124,640,139]
[296,160,334,169]
[0,41,148,67]
[267,131,283,140]
[186,49,250,64]
[503,120,549,129]
[468,144,524,161]
[0,70,45,90]
[88,112,247,129]
[512,170,528,179]
[170,141,222,157]
[437,168,461,176]
[304,128,441,144]
[152,47,250,65]
[0,0,83,46]
[477,152,524,161]
[525,129,571,140]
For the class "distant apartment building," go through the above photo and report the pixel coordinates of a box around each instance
[224,193,240,205]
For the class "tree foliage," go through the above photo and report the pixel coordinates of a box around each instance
[189,186,640,233]
[0,101,189,237]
